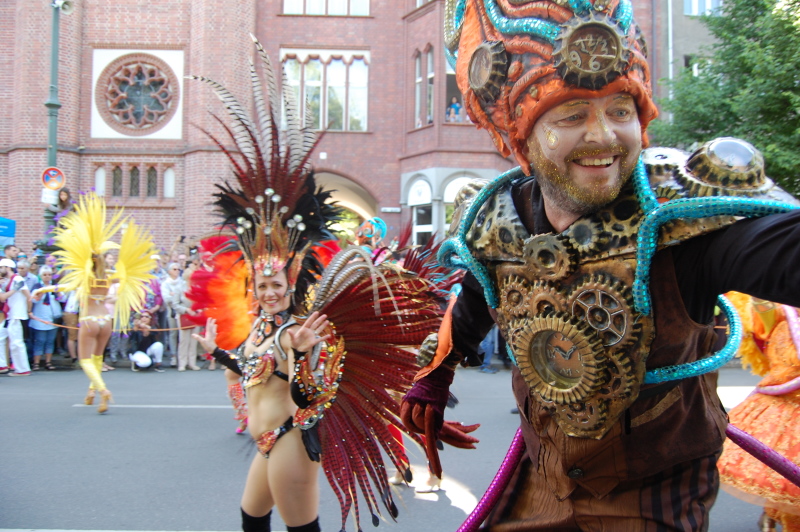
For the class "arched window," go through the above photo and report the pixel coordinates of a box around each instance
[408,179,432,246]
[129,166,140,197]
[163,167,176,198]
[146,167,158,197]
[112,166,123,197]
[94,167,106,196]
[444,176,475,225]
[282,52,370,131]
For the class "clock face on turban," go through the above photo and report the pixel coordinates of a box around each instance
[565,24,620,76]
[554,17,629,90]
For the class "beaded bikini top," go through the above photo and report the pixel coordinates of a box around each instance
[237,310,292,389]
[441,138,800,439]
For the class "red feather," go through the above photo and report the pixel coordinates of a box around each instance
[186,236,253,349]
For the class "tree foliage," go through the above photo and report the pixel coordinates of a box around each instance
[649,0,800,194]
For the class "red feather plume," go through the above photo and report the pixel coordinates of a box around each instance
[186,236,253,349]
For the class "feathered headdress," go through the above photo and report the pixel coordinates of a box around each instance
[52,192,155,330]
[188,35,341,300]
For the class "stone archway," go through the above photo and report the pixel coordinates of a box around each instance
[314,171,378,220]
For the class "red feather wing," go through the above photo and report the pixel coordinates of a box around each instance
[308,261,444,531]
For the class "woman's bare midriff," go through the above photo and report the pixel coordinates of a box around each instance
[243,331,297,438]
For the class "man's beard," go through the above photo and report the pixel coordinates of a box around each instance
[529,139,635,218]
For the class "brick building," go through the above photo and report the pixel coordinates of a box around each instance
[0,0,714,254]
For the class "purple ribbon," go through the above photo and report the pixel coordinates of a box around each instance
[756,374,800,396]
[457,429,525,532]
[726,424,800,488]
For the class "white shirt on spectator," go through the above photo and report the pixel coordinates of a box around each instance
[6,275,30,320]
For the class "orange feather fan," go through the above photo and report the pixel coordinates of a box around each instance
[186,236,254,349]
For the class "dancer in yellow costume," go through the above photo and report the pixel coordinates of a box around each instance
[52,192,155,413]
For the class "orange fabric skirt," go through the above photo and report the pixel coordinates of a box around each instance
[718,390,800,516]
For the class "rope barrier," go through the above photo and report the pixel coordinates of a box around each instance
[27,314,200,332]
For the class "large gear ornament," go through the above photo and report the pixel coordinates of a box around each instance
[510,313,605,405]
[568,274,639,348]
[552,10,631,90]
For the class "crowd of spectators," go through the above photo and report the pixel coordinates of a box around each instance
[0,234,212,376]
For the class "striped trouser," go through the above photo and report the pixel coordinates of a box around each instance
[483,452,719,532]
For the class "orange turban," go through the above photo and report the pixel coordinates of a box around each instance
[446,0,658,175]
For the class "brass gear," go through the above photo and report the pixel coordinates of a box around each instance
[499,276,531,318]
[509,313,605,405]
[522,234,576,282]
[564,217,606,257]
[567,274,640,348]
[642,146,686,178]
[653,184,684,203]
[552,398,609,436]
[529,280,568,316]
[594,350,637,402]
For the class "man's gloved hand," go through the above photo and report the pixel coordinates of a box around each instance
[401,364,479,478]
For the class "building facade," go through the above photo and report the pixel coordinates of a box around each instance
[0,0,715,254]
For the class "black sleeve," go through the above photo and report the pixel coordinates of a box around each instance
[673,210,800,324]
[212,347,243,375]
[451,271,497,367]
[290,350,311,409]
[127,331,140,353]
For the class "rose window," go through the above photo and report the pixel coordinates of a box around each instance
[96,54,180,136]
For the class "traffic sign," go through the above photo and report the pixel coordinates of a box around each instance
[41,167,66,190]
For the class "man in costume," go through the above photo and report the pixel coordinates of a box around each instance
[402,1,800,530]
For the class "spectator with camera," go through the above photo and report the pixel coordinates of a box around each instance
[128,310,165,372]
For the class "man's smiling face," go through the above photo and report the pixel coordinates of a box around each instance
[526,92,643,216]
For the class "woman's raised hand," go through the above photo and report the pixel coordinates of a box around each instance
[287,311,330,353]
[193,318,218,353]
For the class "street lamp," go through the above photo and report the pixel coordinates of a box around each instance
[40,0,74,252]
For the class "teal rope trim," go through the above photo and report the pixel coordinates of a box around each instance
[484,0,561,43]
[568,0,592,14]
[612,0,633,33]
[633,196,800,316]
[644,295,740,383]
[445,47,458,70]
[437,167,527,308]
[504,342,517,366]
[455,0,466,27]
[630,156,658,214]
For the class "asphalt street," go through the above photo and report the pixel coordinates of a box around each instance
[0,358,766,532]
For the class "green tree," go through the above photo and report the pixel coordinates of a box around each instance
[649,0,800,194]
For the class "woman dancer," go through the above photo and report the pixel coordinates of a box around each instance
[52,192,154,413]
[195,274,330,531]
[719,293,800,531]
[188,37,475,531]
